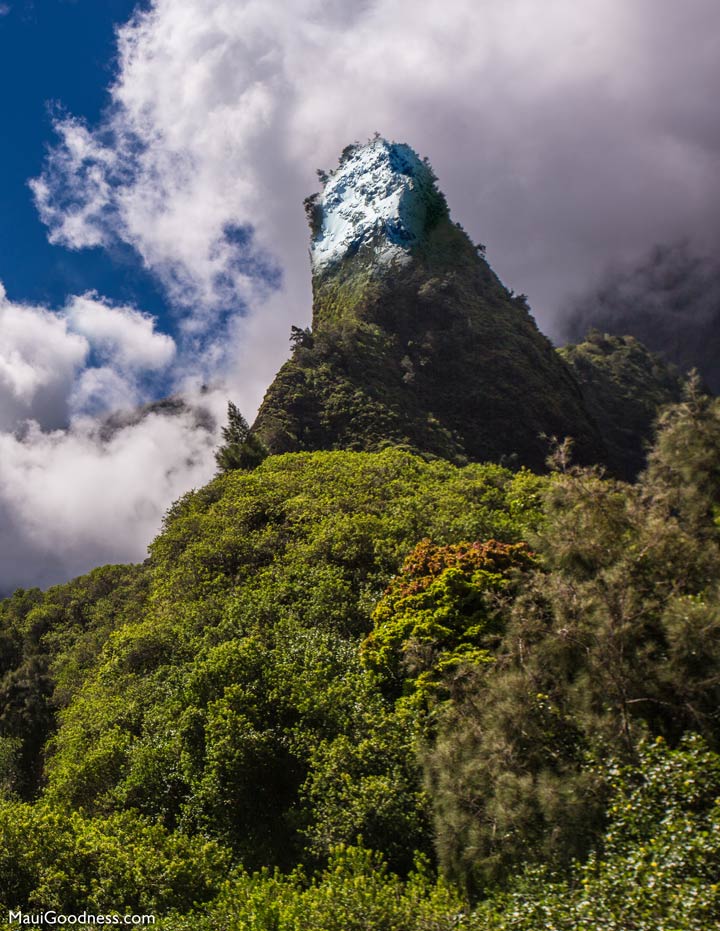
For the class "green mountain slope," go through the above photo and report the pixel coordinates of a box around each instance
[0,452,542,893]
[560,330,685,477]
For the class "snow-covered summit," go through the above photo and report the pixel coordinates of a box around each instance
[310,138,443,272]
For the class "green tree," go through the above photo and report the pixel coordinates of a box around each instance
[0,800,228,915]
[470,736,720,931]
[424,390,720,893]
[214,402,267,472]
[362,539,534,704]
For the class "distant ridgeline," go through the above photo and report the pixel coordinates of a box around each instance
[253,138,684,477]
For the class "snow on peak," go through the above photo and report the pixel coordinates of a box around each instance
[310,139,440,272]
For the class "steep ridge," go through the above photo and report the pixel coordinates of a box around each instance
[253,138,605,471]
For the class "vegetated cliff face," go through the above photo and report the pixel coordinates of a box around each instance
[560,331,685,479]
[253,138,606,472]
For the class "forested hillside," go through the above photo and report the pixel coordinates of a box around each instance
[1,383,719,929]
[560,331,684,478]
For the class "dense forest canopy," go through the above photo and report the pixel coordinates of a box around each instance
[1,382,719,929]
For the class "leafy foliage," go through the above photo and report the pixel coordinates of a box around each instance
[0,565,148,798]
[362,539,534,702]
[469,736,720,931]
[0,451,540,889]
[1,391,719,925]
[0,799,228,915]
[161,846,466,931]
[156,740,720,931]
[214,401,267,472]
[560,330,685,477]
[424,386,720,892]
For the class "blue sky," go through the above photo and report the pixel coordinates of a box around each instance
[0,0,169,323]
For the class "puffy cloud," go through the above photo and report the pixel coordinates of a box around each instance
[0,270,288,592]
[0,283,89,431]
[69,366,143,416]
[65,294,176,372]
[0,284,177,429]
[0,397,221,592]
[31,0,720,350]
[0,283,209,591]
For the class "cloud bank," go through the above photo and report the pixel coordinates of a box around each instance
[32,0,720,339]
[0,404,218,592]
[0,284,223,593]
[0,285,176,427]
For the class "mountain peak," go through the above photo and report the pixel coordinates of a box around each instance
[254,139,608,471]
[309,138,447,273]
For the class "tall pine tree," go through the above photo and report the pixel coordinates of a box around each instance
[215,402,267,472]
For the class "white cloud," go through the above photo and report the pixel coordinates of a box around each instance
[66,294,176,372]
[0,283,177,428]
[0,283,89,431]
[31,0,720,350]
[69,366,142,416]
[0,399,221,591]
[0,283,227,592]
